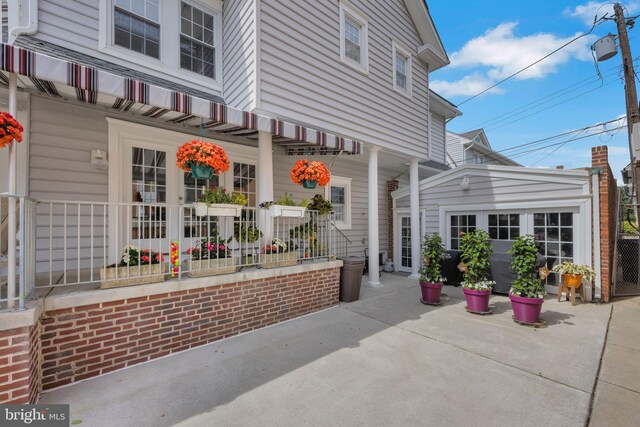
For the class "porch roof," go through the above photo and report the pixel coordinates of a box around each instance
[0,42,363,155]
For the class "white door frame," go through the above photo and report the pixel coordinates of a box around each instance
[393,207,426,273]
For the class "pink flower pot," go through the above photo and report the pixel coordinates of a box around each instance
[419,282,443,304]
[509,293,544,324]
[463,288,491,313]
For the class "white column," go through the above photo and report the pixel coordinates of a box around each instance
[409,157,421,279]
[367,146,381,287]
[7,73,17,308]
[258,131,274,242]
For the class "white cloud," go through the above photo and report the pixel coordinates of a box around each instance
[564,1,639,26]
[430,73,503,97]
[432,22,594,98]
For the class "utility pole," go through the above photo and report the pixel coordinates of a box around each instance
[614,3,640,204]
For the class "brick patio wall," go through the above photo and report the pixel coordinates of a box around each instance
[0,323,41,404]
[39,268,340,390]
[387,180,399,261]
[592,146,617,302]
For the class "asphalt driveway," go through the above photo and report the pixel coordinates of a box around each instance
[39,275,612,427]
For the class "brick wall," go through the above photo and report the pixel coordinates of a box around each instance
[39,268,340,389]
[592,146,617,302]
[0,323,41,404]
[387,180,399,260]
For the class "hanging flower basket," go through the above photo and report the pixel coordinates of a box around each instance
[176,140,230,178]
[290,159,330,188]
[0,112,24,148]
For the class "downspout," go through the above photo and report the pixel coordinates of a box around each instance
[9,0,38,44]
[590,167,603,301]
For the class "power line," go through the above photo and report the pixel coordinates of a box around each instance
[457,18,604,106]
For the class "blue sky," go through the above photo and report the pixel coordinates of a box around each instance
[428,1,640,179]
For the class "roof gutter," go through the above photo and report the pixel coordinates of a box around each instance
[9,0,38,44]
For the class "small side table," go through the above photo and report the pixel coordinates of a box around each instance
[558,282,585,306]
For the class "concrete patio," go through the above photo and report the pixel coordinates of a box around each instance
[39,274,614,427]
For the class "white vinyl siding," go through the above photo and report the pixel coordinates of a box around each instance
[259,0,431,159]
[222,0,257,110]
[429,112,445,163]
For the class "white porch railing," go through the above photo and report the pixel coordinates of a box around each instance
[1,198,350,310]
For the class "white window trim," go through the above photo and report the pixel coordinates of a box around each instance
[392,41,412,98]
[339,1,369,75]
[98,0,223,91]
[325,175,352,230]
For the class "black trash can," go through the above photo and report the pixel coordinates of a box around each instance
[337,256,366,302]
[441,250,462,285]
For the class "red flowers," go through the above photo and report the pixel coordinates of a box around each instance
[0,112,23,148]
[176,140,230,175]
[290,159,330,186]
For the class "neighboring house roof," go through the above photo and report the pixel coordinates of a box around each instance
[402,0,449,71]
[429,90,462,120]
[446,129,521,167]
[14,36,226,104]
[459,128,490,148]
[391,163,590,200]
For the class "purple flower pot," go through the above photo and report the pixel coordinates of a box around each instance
[419,282,443,304]
[509,293,544,324]
[463,288,491,313]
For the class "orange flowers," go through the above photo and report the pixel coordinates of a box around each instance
[0,112,24,149]
[290,159,331,186]
[176,140,230,175]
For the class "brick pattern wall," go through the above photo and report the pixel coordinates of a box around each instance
[387,180,399,260]
[592,146,617,302]
[0,324,40,404]
[40,268,340,389]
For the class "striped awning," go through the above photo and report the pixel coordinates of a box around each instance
[0,43,362,155]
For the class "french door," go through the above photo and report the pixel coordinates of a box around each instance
[396,212,424,273]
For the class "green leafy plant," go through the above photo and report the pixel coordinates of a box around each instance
[187,234,230,260]
[552,261,595,282]
[233,223,263,243]
[306,194,333,215]
[118,245,163,267]
[290,220,317,240]
[418,233,446,283]
[509,235,545,298]
[197,187,247,206]
[276,192,297,206]
[459,229,495,291]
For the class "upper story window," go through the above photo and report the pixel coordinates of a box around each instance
[180,2,216,79]
[339,2,368,74]
[100,0,223,90]
[392,42,412,97]
[114,0,160,59]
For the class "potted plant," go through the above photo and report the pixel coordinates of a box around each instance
[261,193,308,218]
[290,159,331,189]
[260,238,298,268]
[233,222,263,264]
[0,112,24,148]
[508,235,546,324]
[176,139,230,179]
[418,233,446,305]
[306,194,333,215]
[552,261,595,289]
[100,245,167,289]
[459,230,495,314]
[194,186,247,217]
[185,234,235,277]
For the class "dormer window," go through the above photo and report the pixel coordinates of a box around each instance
[339,1,368,73]
[114,0,160,59]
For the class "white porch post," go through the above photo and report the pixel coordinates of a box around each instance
[367,145,381,287]
[258,131,274,242]
[7,73,18,308]
[409,157,421,279]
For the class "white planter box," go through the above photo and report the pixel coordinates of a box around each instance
[186,257,236,278]
[193,203,243,217]
[100,263,167,289]
[260,252,299,269]
[269,205,307,218]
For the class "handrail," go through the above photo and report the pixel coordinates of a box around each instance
[330,219,352,245]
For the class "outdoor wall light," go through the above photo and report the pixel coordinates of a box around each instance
[91,149,108,170]
[460,176,470,190]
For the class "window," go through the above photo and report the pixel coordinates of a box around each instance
[233,162,256,207]
[180,2,216,79]
[114,0,160,59]
[392,42,412,96]
[327,176,352,229]
[534,212,574,286]
[339,2,368,73]
[450,214,476,249]
[488,214,520,240]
